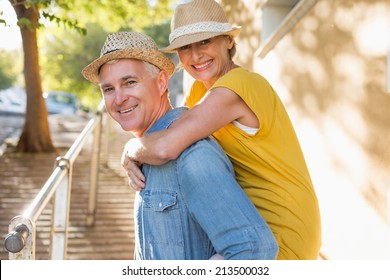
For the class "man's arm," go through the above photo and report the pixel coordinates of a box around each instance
[177,140,278,260]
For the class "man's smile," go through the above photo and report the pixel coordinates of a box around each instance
[118,105,137,114]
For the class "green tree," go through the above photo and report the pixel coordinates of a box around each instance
[40,23,108,110]
[5,0,175,153]
[12,0,55,152]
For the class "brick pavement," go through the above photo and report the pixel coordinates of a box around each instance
[0,116,136,260]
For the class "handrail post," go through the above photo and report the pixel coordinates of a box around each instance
[100,112,110,167]
[86,112,102,227]
[6,216,35,260]
[49,157,72,260]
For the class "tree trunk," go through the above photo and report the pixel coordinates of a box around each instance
[12,1,56,153]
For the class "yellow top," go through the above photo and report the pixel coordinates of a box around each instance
[186,68,321,259]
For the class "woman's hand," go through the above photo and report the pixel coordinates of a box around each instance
[121,138,146,191]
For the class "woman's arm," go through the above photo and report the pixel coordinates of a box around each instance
[122,86,257,190]
[123,87,248,163]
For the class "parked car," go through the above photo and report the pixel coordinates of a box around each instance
[0,86,26,115]
[43,91,78,115]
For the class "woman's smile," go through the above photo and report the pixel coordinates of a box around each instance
[192,60,213,71]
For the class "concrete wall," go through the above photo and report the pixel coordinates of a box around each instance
[222,0,390,259]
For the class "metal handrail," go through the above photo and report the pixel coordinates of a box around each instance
[4,100,107,260]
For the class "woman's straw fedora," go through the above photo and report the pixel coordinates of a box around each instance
[161,0,241,53]
[82,32,175,85]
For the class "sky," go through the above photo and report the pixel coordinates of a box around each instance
[0,0,21,50]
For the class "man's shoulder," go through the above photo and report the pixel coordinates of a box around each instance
[179,136,230,166]
[176,137,235,187]
[148,107,188,134]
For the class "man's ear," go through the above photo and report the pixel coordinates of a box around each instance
[157,70,169,96]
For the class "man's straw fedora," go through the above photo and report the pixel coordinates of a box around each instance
[82,32,175,85]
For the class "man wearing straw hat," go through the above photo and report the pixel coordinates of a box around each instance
[82,31,278,260]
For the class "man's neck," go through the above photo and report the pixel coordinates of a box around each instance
[134,102,173,138]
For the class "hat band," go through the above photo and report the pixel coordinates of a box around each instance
[169,21,233,43]
[102,48,120,56]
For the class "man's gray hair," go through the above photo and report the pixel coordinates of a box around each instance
[102,59,161,78]
[143,61,161,77]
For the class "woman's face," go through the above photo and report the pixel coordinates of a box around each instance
[177,35,234,88]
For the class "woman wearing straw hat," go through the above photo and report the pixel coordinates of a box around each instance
[122,0,321,260]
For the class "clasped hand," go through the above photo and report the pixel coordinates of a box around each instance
[121,138,146,191]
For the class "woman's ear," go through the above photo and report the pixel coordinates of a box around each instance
[227,36,234,50]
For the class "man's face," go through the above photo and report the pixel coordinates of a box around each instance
[99,59,165,136]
